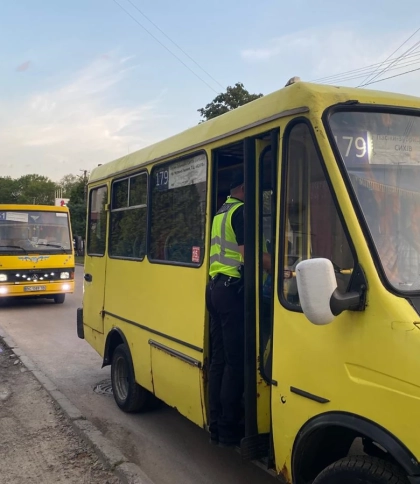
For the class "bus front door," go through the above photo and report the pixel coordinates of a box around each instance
[83,185,108,335]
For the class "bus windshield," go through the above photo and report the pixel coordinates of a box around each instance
[329,111,420,292]
[0,210,72,254]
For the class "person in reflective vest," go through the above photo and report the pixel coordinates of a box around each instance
[206,171,246,447]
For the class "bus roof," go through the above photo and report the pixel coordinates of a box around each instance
[0,204,69,213]
[89,81,420,183]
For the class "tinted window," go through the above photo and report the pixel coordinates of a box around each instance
[330,111,420,292]
[149,153,207,265]
[87,186,108,256]
[130,174,147,207]
[110,174,147,260]
[282,123,355,307]
[0,210,71,253]
[112,178,128,209]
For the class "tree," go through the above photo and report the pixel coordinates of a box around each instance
[58,174,80,198]
[0,177,18,204]
[0,175,56,205]
[67,175,88,238]
[197,82,263,122]
[13,174,56,205]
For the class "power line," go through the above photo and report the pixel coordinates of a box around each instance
[125,0,224,90]
[361,65,420,87]
[358,26,420,86]
[360,39,420,86]
[312,50,420,84]
[112,0,220,94]
[309,43,420,88]
[320,53,420,85]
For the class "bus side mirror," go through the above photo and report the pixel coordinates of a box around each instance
[296,258,361,325]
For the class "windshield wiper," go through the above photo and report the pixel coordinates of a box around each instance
[36,243,68,253]
[0,245,28,253]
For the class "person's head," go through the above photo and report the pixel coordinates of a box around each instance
[230,172,245,201]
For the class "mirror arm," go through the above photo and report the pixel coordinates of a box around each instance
[330,289,361,316]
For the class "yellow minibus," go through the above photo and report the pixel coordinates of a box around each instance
[0,204,75,303]
[77,80,420,483]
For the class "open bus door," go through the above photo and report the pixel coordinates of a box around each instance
[212,131,279,466]
[240,131,279,466]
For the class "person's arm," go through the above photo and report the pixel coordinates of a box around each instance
[238,245,271,272]
[262,252,271,273]
[232,207,271,272]
[232,206,245,263]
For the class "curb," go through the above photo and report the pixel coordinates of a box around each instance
[0,328,155,484]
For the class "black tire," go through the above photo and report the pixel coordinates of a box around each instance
[53,294,65,304]
[313,456,409,484]
[111,343,152,413]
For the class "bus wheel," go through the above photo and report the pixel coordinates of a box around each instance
[53,294,66,304]
[313,456,409,484]
[111,343,150,413]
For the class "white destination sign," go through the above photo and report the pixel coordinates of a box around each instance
[371,134,420,165]
[169,154,207,189]
[6,212,28,223]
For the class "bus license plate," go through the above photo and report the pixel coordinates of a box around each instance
[24,285,47,292]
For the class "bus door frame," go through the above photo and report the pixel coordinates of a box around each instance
[242,128,279,462]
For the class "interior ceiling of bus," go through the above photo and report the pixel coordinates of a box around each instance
[216,141,243,197]
[216,134,272,196]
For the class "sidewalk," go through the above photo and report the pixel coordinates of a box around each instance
[0,336,122,484]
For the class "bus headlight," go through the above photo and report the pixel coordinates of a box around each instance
[60,272,70,279]
[62,283,71,291]
[0,274,7,282]
[0,287,8,294]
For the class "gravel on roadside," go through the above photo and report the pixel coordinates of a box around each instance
[0,337,122,484]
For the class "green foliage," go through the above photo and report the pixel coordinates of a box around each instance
[198,82,263,122]
[0,177,18,203]
[0,174,56,205]
[17,175,57,205]
[66,176,88,238]
[58,174,79,198]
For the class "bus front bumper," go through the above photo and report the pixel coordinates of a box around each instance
[0,281,74,297]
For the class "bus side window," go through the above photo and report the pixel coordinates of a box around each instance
[282,123,355,307]
[109,174,147,260]
[87,186,108,257]
[149,154,207,266]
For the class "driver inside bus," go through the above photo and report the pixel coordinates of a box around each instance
[375,192,420,291]
[38,227,57,245]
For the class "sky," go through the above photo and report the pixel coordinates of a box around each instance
[1,0,420,180]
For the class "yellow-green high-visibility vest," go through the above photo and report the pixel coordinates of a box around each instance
[209,197,243,279]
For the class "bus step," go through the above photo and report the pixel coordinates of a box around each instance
[240,433,270,461]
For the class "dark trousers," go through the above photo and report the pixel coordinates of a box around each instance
[205,275,244,443]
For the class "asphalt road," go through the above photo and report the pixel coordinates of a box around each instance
[0,266,275,484]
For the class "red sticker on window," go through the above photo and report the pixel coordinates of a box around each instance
[192,246,200,263]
